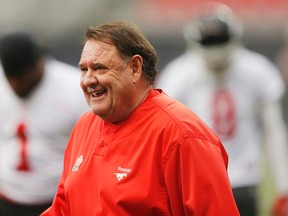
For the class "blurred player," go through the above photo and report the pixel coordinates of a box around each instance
[156,3,288,216]
[0,32,88,216]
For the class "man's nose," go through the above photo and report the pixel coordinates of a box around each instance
[82,70,98,87]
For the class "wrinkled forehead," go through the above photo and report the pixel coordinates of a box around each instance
[79,39,120,65]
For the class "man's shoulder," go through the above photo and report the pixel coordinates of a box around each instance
[148,92,221,148]
[237,48,276,68]
[150,92,203,129]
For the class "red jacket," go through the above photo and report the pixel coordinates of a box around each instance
[41,89,239,216]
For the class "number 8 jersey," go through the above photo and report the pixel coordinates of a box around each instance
[156,47,286,189]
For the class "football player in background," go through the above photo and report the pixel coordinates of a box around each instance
[156,3,288,216]
[0,32,88,216]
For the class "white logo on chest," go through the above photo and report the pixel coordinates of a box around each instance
[114,166,131,182]
[72,155,84,172]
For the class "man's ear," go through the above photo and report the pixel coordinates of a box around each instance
[130,54,143,83]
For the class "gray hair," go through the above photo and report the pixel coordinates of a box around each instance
[85,20,158,85]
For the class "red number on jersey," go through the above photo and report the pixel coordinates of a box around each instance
[16,123,31,171]
[211,89,236,140]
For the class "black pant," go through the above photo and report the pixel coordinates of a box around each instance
[233,186,257,216]
[0,198,51,216]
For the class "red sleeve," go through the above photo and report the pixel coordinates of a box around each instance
[41,113,94,216]
[40,173,69,216]
[165,137,239,216]
[40,127,77,216]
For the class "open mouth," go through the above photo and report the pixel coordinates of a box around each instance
[91,90,106,97]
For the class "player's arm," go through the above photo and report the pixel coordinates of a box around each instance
[261,100,288,216]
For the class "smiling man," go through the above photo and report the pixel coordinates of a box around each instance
[41,20,239,216]
[79,37,149,123]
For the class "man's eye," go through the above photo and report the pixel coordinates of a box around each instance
[93,66,109,74]
[80,67,88,72]
[94,66,106,71]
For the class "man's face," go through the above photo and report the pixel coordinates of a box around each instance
[6,60,44,98]
[197,42,237,72]
[79,39,137,123]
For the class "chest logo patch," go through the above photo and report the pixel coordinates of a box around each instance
[114,166,131,182]
[72,155,84,172]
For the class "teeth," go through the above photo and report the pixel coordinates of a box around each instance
[91,90,105,97]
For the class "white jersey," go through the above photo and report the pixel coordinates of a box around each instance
[0,58,88,204]
[156,48,285,188]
